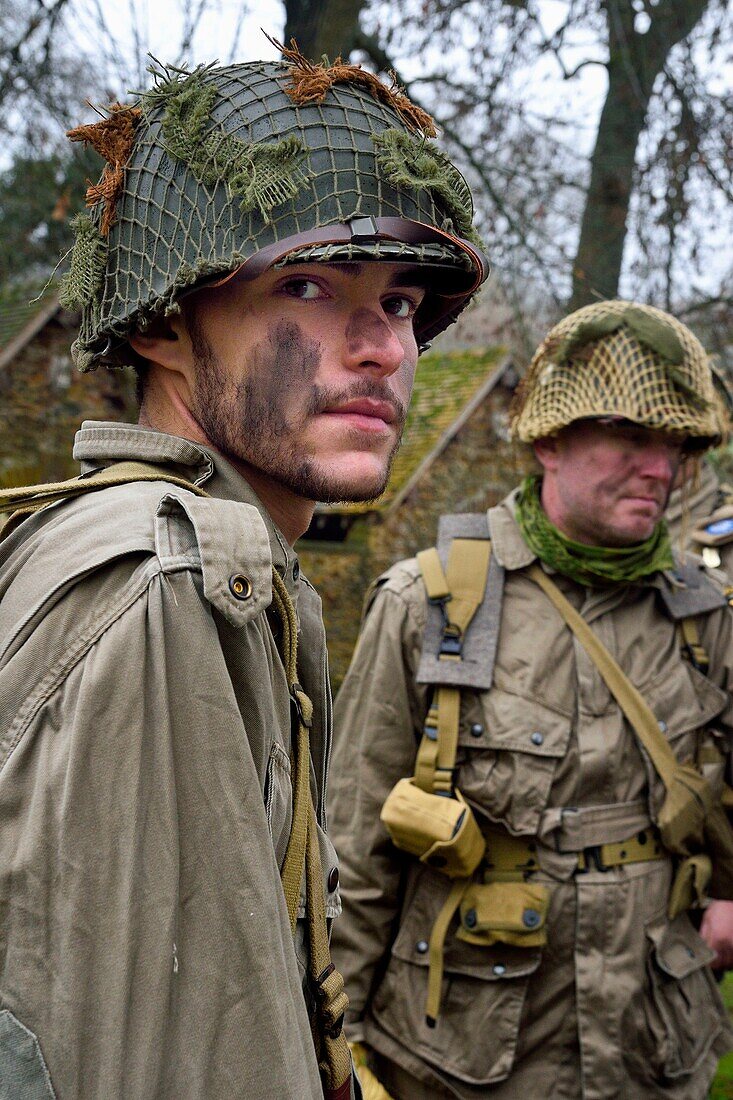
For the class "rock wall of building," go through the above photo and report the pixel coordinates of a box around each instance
[0,313,136,486]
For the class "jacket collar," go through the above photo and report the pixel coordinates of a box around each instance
[488,489,538,571]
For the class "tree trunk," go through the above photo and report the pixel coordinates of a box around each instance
[569,0,710,310]
[283,0,365,61]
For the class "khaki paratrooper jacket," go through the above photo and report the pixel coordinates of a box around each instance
[329,491,733,1100]
[0,421,340,1099]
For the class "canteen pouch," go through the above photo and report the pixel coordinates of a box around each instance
[657,763,712,856]
[380,778,486,878]
[456,881,550,948]
[668,854,712,919]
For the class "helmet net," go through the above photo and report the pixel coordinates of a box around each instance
[510,300,720,447]
[61,58,486,371]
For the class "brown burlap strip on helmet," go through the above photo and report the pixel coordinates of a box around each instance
[67,103,142,235]
[269,35,437,137]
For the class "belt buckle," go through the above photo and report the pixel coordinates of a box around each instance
[577,845,608,874]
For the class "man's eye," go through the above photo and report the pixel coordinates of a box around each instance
[282,278,322,300]
[383,295,417,319]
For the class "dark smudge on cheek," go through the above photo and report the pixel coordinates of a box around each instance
[240,320,322,437]
[270,320,322,385]
[345,308,392,356]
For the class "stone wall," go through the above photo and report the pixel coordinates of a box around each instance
[0,310,136,486]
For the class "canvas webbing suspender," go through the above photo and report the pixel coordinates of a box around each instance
[415,539,492,1026]
[415,539,492,796]
[0,464,352,1097]
[679,615,710,673]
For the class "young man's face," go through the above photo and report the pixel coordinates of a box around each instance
[535,419,686,547]
[181,261,425,503]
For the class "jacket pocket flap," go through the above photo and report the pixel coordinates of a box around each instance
[646,915,716,979]
[391,870,542,979]
[458,688,571,758]
[648,663,728,740]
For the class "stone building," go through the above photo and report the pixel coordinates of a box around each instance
[0,283,135,488]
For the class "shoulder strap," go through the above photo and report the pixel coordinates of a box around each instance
[678,616,710,673]
[0,461,208,541]
[414,526,493,796]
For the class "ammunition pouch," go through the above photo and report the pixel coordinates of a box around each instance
[381,779,485,879]
[657,762,712,856]
[456,881,549,948]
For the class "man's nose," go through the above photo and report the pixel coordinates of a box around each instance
[640,445,678,481]
[343,307,407,377]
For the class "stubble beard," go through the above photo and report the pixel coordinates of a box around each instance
[188,316,406,504]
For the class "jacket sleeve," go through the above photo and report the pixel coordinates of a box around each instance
[0,560,321,1100]
[328,565,429,1041]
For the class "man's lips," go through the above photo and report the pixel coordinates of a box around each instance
[321,399,399,426]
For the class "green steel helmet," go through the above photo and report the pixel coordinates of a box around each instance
[510,299,721,450]
[60,45,489,372]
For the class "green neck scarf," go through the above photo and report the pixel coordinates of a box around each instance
[515,475,675,587]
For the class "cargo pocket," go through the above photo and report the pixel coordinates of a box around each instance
[456,690,572,835]
[371,870,541,1086]
[0,1010,56,1099]
[642,914,726,1079]
[264,740,293,870]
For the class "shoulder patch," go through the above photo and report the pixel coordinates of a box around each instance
[691,505,733,548]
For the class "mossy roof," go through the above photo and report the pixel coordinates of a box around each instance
[322,344,507,515]
[0,281,59,357]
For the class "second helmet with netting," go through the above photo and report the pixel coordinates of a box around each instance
[510,300,721,449]
[60,45,489,372]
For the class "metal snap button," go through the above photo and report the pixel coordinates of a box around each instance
[492,963,506,976]
[522,908,542,929]
[470,723,484,737]
[327,866,339,892]
[658,720,668,733]
[229,574,252,600]
[463,908,477,929]
[416,939,429,955]
[531,731,544,746]
[292,560,300,582]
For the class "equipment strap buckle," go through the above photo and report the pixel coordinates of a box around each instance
[576,845,607,873]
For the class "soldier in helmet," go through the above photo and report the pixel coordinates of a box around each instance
[329,301,733,1099]
[0,46,487,1099]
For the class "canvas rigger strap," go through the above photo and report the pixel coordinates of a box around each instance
[0,464,352,1099]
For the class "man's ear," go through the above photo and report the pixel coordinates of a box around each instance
[533,435,560,473]
[129,312,192,370]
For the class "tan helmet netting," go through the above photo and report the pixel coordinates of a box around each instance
[510,300,720,448]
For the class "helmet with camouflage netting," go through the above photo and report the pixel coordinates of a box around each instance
[510,300,721,450]
[60,42,489,372]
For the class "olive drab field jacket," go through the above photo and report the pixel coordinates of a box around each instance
[0,421,340,1099]
[329,490,733,1100]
